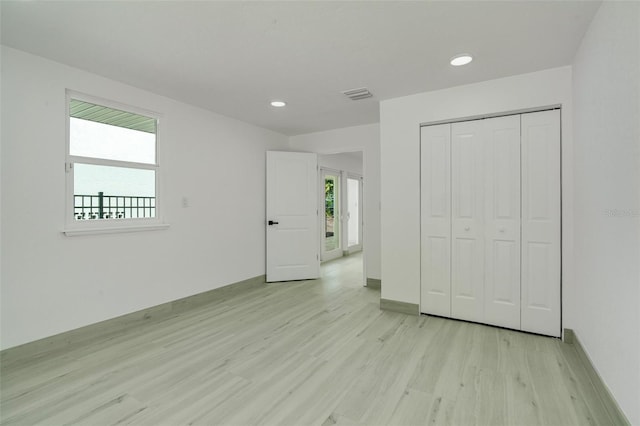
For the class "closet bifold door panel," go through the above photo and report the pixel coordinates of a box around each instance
[521,110,561,337]
[420,124,452,317]
[451,120,485,323]
[483,115,521,330]
[420,109,560,337]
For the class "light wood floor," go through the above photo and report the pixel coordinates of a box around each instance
[1,253,616,425]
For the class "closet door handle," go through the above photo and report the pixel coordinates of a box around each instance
[499,227,506,233]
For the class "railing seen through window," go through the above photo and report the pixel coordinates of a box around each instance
[67,95,159,227]
[74,192,156,220]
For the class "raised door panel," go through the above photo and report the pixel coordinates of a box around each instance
[420,124,451,316]
[451,120,484,322]
[521,110,561,337]
[483,115,521,330]
[266,151,319,282]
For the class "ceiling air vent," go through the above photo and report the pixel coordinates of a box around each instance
[342,87,373,100]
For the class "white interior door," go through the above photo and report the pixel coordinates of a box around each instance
[266,151,319,282]
[451,120,485,322]
[420,124,452,317]
[483,115,521,329]
[521,110,561,337]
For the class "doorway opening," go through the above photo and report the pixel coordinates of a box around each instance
[319,151,364,266]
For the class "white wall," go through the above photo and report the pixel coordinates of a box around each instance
[318,152,363,175]
[0,47,289,350]
[289,124,381,280]
[572,2,640,424]
[379,67,573,309]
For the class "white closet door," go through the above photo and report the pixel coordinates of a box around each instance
[420,124,451,316]
[521,110,561,337]
[451,120,485,322]
[483,115,521,329]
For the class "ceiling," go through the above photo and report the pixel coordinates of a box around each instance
[0,1,600,136]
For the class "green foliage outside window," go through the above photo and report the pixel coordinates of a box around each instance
[325,179,335,218]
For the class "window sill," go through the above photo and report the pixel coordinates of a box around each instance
[63,223,170,237]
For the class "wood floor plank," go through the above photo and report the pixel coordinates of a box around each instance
[526,350,582,426]
[387,388,443,426]
[0,253,620,426]
[271,338,375,426]
[552,341,618,425]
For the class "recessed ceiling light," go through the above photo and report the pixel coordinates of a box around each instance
[270,100,286,107]
[450,54,473,66]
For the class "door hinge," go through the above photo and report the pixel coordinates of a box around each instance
[65,162,73,173]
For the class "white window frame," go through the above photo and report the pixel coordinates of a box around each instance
[63,90,168,236]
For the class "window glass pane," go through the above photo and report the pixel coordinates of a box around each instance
[324,175,339,252]
[70,99,156,133]
[73,163,155,220]
[347,178,360,246]
[70,117,156,164]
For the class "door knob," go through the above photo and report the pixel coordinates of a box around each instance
[499,227,506,233]
[268,220,279,226]
[465,226,470,231]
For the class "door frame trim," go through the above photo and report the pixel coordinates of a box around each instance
[419,105,561,128]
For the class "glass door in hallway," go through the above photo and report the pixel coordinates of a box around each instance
[347,175,363,253]
[322,169,342,261]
